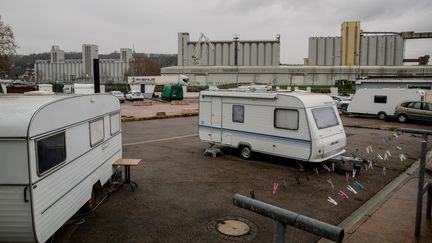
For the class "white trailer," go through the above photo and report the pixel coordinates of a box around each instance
[199,91,346,162]
[347,88,426,119]
[0,94,122,242]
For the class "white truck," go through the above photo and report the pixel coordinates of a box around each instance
[199,90,346,162]
[347,88,426,119]
[0,94,122,242]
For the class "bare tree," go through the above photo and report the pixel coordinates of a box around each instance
[126,57,161,77]
[0,16,18,77]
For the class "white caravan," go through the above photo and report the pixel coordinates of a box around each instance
[199,91,346,162]
[347,88,426,119]
[0,94,122,242]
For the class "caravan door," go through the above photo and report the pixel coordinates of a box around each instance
[211,97,222,142]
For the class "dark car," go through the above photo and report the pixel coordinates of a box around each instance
[394,101,432,123]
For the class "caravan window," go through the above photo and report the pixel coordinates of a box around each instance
[274,109,299,130]
[89,118,105,147]
[110,113,120,135]
[374,95,387,103]
[232,105,244,123]
[312,107,339,129]
[37,132,66,175]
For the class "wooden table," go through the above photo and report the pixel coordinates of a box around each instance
[113,159,142,191]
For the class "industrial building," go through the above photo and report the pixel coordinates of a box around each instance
[308,21,430,66]
[162,65,432,86]
[178,32,280,66]
[34,45,132,83]
[162,22,432,86]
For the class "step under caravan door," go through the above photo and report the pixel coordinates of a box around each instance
[211,97,222,143]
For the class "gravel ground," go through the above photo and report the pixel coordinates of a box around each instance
[54,116,431,243]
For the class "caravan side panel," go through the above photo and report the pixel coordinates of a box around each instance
[0,140,34,242]
[0,186,34,242]
[29,121,122,243]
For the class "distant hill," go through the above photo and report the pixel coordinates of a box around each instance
[11,52,177,78]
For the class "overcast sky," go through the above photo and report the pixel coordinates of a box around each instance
[1,0,431,64]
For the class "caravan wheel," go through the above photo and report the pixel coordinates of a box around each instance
[240,145,252,159]
[378,112,386,120]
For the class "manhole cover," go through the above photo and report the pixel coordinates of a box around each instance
[208,216,258,241]
[216,219,251,236]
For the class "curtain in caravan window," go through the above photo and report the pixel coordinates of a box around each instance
[110,113,120,135]
[274,109,298,130]
[90,119,104,146]
[232,105,244,123]
[312,107,339,129]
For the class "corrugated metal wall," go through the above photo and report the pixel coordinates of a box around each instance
[184,41,280,66]
[308,37,342,65]
[178,33,280,66]
[308,35,405,66]
[360,35,404,65]
[34,60,129,82]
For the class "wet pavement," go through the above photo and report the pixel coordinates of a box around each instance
[53,115,432,243]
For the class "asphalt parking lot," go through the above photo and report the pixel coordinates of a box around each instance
[54,116,431,243]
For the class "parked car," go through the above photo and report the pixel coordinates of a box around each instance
[125,90,144,101]
[109,91,125,103]
[330,95,351,111]
[394,101,432,123]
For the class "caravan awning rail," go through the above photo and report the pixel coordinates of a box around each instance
[201,91,277,99]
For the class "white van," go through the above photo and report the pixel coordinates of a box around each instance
[199,91,346,162]
[0,94,122,242]
[347,88,425,119]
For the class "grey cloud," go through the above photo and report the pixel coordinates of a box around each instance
[0,0,431,63]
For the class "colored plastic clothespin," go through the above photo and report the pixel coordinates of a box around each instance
[393,133,399,138]
[327,196,338,206]
[352,169,357,178]
[332,163,335,172]
[384,153,388,160]
[272,181,279,195]
[368,161,374,170]
[323,164,331,173]
[386,150,392,157]
[395,146,402,151]
[369,145,373,152]
[382,138,389,145]
[345,171,350,182]
[327,179,334,188]
[366,147,370,154]
[354,181,365,190]
[346,185,358,194]
[281,179,287,190]
[338,190,349,199]
[377,154,384,160]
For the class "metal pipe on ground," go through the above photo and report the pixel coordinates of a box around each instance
[232,194,344,242]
